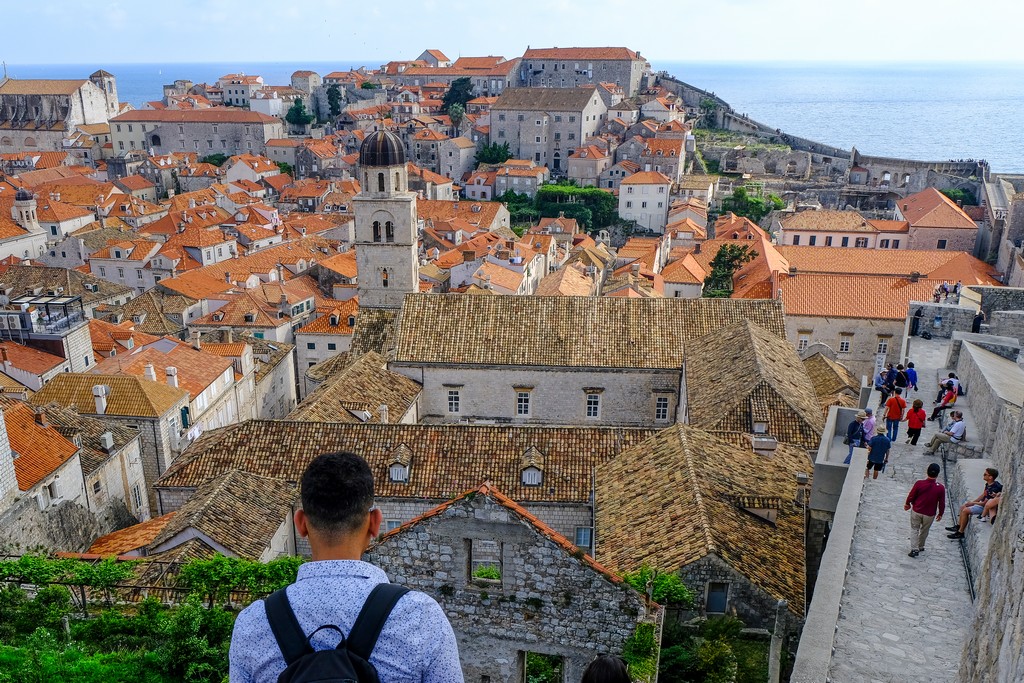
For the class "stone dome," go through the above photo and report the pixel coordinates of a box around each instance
[14,188,33,202]
[359,129,406,168]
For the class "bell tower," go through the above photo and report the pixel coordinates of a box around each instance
[353,130,418,309]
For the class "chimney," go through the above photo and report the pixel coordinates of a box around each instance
[0,347,9,368]
[225,272,231,283]
[92,385,108,415]
[378,404,389,424]
[191,329,201,350]
[225,329,233,343]
[166,366,179,388]
[903,204,908,212]
[34,408,48,427]
[144,363,157,382]
[752,435,778,456]
[909,271,921,283]
[630,263,640,276]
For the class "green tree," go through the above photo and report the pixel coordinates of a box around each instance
[941,187,977,206]
[360,81,378,90]
[622,565,694,607]
[721,187,784,223]
[448,102,465,133]
[326,83,342,117]
[476,141,512,165]
[441,77,474,113]
[285,98,315,127]
[703,243,757,297]
[535,183,618,231]
[199,153,228,167]
[698,97,720,129]
[276,161,293,176]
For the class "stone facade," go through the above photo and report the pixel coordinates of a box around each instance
[0,73,119,152]
[790,313,904,382]
[950,341,1024,455]
[518,49,648,96]
[678,555,794,631]
[392,364,681,427]
[367,490,657,683]
[108,110,284,157]
[905,300,978,340]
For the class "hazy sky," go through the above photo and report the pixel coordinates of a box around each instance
[4,0,1021,65]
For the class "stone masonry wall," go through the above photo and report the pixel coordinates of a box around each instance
[973,286,1024,320]
[367,494,653,683]
[959,407,1024,682]
[907,301,976,340]
[989,310,1024,345]
[0,496,104,553]
[678,554,793,632]
[953,343,1022,454]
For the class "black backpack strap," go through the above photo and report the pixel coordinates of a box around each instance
[347,583,409,661]
[264,588,314,665]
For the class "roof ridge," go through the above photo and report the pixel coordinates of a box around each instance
[678,426,716,555]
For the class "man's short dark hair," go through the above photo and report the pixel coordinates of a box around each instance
[986,467,999,480]
[927,463,940,478]
[300,451,375,537]
[894,387,902,395]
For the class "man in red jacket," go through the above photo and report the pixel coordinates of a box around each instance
[904,463,946,557]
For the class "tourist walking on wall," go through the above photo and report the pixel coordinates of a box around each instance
[885,388,907,441]
[861,408,875,447]
[843,411,867,464]
[894,364,909,393]
[904,463,945,557]
[903,399,927,445]
[905,362,919,395]
[972,310,985,334]
[865,426,890,480]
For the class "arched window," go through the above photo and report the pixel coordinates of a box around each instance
[151,134,161,147]
[385,221,395,243]
[24,137,36,147]
[0,137,11,147]
[377,172,385,192]
[381,268,389,288]
[395,172,400,190]
[372,221,382,242]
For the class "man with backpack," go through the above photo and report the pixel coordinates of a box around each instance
[229,451,464,683]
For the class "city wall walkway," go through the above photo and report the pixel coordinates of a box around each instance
[827,339,973,682]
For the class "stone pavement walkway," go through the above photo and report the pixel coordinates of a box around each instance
[828,338,973,683]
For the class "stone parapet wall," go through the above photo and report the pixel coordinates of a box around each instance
[989,310,1024,345]
[907,301,977,340]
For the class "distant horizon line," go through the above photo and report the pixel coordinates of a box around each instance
[4,59,1024,69]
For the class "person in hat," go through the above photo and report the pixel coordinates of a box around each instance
[865,425,891,480]
[843,411,867,464]
[861,408,876,447]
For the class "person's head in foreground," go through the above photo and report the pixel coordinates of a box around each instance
[296,451,382,559]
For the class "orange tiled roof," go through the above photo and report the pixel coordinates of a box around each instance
[5,400,79,491]
[296,299,359,335]
[116,175,155,192]
[92,340,233,400]
[770,273,941,320]
[87,512,177,555]
[620,171,671,185]
[777,246,999,284]
[900,188,977,230]
[0,341,66,375]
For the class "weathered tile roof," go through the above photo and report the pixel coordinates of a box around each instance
[112,290,195,336]
[376,483,624,584]
[392,294,785,369]
[0,340,66,375]
[0,265,133,306]
[30,373,188,418]
[595,425,809,615]
[156,421,657,504]
[30,399,140,475]
[777,246,999,284]
[900,188,976,229]
[87,512,177,556]
[289,351,421,423]
[685,321,824,447]
[348,308,401,359]
[150,469,296,560]
[781,210,880,233]
[492,87,599,112]
[522,47,638,61]
[802,353,859,400]
[535,263,594,296]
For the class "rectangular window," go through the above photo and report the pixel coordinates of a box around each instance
[892,239,900,248]
[877,336,890,354]
[516,391,531,416]
[808,235,817,246]
[839,334,852,353]
[880,239,890,248]
[797,333,810,352]
[448,389,460,413]
[825,236,833,246]
[655,396,669,421]
[792,235,800,245]
[385,520,402,531]
[469,538,503,582]
[574,527,593,549]
[306,342,315,350]
[841,236,849,247]
[641,201,647,209]
[136,269,143,280]
[706,582,729,613]
[626,201,632,208]
[585,393,600,418]
[131,485,142,510]
[327,343,336,351]
[855,237,869,248]
[569,116,576,123]
[937,239,947,249]
[535,136,541,143]
[92,480,102,494]
[117,268,124,278]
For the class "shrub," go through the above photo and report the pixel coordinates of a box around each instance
[472,565,501,581]
[622,565,695,607]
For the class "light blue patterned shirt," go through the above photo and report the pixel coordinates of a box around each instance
[229,560,463,683]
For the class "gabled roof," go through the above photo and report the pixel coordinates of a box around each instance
[393,294,786,369]
[620,171,670,185]
[289,351,421,424]
[150,469,297,560]
[522,47,639,60]
[31,399,140,475]
[0,340,66,375]
[776,246,999,284]
[492,87,600,112]
[157,422,656,503]
[900,188,976,230]
[3,399,79,491]
[376,483,625,584]
[92,339,234,400]
[30,373,188,418]
[660,253,705,284]
[685,321,824,447]
[535,262,594,297]
[802,353,859,401]
[595,425,808,616]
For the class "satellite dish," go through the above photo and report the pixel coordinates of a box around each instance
[0,295,10,306]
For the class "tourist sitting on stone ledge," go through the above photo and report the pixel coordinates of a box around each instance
[947,468,1002,539]
[981,491,1001,523]
[923,411,966,454]
[928,386,957,421]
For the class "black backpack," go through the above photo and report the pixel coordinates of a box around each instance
[264,583,409,683]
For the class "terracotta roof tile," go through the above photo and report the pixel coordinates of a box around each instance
[4,399,79,491]
[802,353,859,401]
[0,341,66,375]
[87,512,177,555]
[290,351,421,423]
[522,47,638,60]
[30,373,188,418]
[900,188,976,229]
[771,273,939,320]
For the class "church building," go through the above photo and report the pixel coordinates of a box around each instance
[0,71,120,151]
